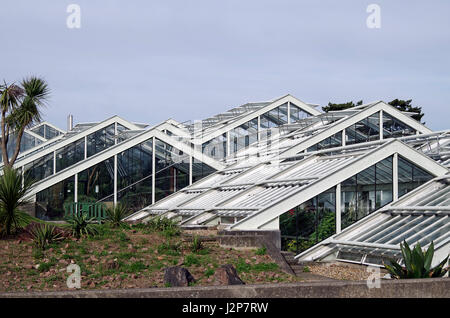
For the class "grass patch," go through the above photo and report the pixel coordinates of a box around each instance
[184,254,200,267]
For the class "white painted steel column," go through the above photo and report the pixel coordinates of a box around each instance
[336,183,341,234]
[84,136,88,159]
[113,154,118,206]
[287,101,291,124]
[226,131,230,157]
[393,153,398,201]
[379,110,383,141]
[341,130,346,147]
[152,137,156,204]
[257,116,261,142]
[53,151,56,174]
[74,173,78,203]
[189,156,193,185]
[114,122,118,145]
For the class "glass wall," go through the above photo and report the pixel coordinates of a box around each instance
[341,156,393,230]
[230,118,258,155]
[24,153,54,181]
[398,156,433,197]
[280,187,336,253]
[202,133,227,160]
[55,138,85,172]
[116,139,153,212]
[87,123,116,157]
[77,158,115,204]
[290,103,311,123]
[155,139,190,202]
[36,176,75,221]
[192,158,216,184]
[383,113,416,139]
[260,103,289,129]
[307,131,342,152]
[31,124,62,140]
[0,132,43,162]
[346,112,380,145]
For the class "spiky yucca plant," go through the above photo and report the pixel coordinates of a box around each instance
[30,224,64,250]
[384,240,449,279]
[105,203,130,228]
[0,167,34,235]
[65,213,99,239]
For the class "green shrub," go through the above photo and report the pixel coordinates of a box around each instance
[147,217,179,232]
[65,213,99,238]
[303,266,311,273]
[384,240,449,279]
[205,268,215,277]
[255,246,267,255]
[191,235,204,253]
[30,224,64,250]
[162,227,180,239]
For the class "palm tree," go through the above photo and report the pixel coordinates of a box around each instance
[0,77,50,167]
[0,167,35,235]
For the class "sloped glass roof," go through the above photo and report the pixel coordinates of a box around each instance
[297,176,450,267]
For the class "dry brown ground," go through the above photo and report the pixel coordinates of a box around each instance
[0,226,302,292]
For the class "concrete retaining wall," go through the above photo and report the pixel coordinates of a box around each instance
[1,278,448,298]
[218,230,281,249]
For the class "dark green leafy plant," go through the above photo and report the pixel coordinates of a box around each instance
[0,167,34,235]
[105,204,130,228]
[30,224,64,250]
[191,235,204,253]
[147,216,179,232]
[65,213,99,238]
[255,246,267,255]
[384,240,449,279]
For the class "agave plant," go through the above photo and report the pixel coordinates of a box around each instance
[384,240,449,279]
[105,203,130,228]
[30,223,64,250]
[65,213,99,239]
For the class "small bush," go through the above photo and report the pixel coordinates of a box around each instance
[162,227,180,239]
[255,246,267,255]
[30,224,64,250]
[147,217,179,232]
[205,268,215,277]
[303,266,311,273]
[191,235,204,253]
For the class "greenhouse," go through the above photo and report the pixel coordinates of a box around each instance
[6,94,449,266]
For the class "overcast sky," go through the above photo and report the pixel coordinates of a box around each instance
[2,1,449,131]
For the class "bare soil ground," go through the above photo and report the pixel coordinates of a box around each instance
[0,225,303,292]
